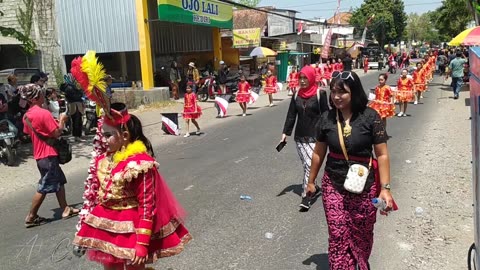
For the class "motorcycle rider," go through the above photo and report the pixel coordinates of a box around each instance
[218,60,229,95]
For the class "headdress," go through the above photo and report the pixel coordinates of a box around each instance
[70,51,130,126]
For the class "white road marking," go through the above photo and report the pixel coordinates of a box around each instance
[184,185,194,191]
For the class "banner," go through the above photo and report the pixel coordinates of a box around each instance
[158,0,233,29]
[233,28,261,48]
[321,28,333,59]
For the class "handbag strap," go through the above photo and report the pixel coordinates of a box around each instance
[24,116,56,146]
[336,110,373,168]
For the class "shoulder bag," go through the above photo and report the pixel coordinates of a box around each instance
[336,110,372,194]
[24,116,72,164]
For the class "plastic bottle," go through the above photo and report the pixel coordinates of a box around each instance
[240,195,252,201]
[372,198,386,210]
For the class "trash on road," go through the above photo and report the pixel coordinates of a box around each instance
[405,160,412,164]
[265,232,273,239]
[415,207,424,217]
[240,195,252,201]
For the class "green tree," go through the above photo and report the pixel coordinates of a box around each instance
[0,0,36,54]
[405,12,440,44]
[235,0,261,7]
[430,0,472,40]
[349,0,407,47]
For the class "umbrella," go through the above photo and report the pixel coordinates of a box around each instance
[250,47,277,57]
[448,26,480,46]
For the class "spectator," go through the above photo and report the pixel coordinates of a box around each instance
[187,62,200,93]
[103,74,114,102]
[218,60,229,95]
[169,61,181,100]
[342,54,353,71]
[60,79,85,142]
[20,84,79,228]
[5,74,17,102]
[449,51,468,99]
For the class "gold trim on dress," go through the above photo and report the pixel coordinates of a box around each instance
[112,160,158,183]
[149,233,193,262]
[84,214,136,233]
[151,218,181,239]
[73,235,135,260]
[136,228,152,235]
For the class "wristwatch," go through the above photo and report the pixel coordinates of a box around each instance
[381,184,391,190]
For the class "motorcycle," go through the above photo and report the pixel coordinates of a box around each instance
[0,119,18,166]
[197,72,219,102]
[83,98,97,135]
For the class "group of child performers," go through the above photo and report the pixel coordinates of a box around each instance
[286,60,342,95]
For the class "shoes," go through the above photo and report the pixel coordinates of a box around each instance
[242,113,246,117]
[299,197,311,210]
[195,129,201,135]
[397,112,403,117]
[314,185,322,197]
[269,103,274,107]
[414,101,418,105]
[420,95,424,99]
[184,133,190,138]
[454,95,459,100]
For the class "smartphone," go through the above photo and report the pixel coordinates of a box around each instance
[276,141,287,152]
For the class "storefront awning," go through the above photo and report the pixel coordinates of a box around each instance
[0,36,22,45]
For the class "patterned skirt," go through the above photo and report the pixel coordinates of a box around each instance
[368,101,395,119]
[414,83,426,92]
[395,90,415,103]
[183,106,202,119]
[264,86,277,94]
[322,173,379,270]
[236,92,251,103]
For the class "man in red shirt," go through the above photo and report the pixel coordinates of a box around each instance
[20,84,79,228]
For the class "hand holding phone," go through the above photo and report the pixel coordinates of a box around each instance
[276,141,287,152]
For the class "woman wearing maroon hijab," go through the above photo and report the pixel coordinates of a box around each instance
[281,66,329,210]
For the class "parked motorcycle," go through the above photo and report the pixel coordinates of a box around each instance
[197,72,219,102]
[83,98,97,135]
[0,119,18,166]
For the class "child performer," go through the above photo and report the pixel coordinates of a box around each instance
[324,60,333,85]
[413,62,426,104]
[71,52,191,270]
[287,66,299,95]
[264,70,278,107]
[363,56,369,74]
[236,74,252,116]
[183,85,202,137]
[369,73,395,128]
[396,69,415,117]
[314,64,323,88]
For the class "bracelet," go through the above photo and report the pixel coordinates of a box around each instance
[381,183,391,190]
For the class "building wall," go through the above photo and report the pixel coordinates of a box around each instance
[221,38,239,67]
[0,0,64,86]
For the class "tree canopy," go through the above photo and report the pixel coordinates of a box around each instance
[0,0,36,54]
[235,0,261,7]
[429,0,472,40]
[349,0,407,47]
[405,12,441,45]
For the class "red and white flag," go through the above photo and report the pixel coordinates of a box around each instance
[162,115,180,136]
[297,21,304,35]
[321,28,333,59]
[215,96,229,117]
[248,91,259,105]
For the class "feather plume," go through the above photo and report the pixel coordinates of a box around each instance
[70,57,89,91]
[81,50,107,94]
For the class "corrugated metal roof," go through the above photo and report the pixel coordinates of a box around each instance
[56,0,139,55]
[151,21,213,54]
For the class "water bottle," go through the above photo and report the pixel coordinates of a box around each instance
[240,195,252,201]
[372,198,386,210]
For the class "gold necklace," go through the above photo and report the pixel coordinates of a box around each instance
[343,119,352,137]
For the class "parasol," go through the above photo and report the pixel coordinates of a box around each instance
[448,26,480,46]
[250,47,277,57]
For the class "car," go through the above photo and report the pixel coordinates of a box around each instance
[0,68,41,86]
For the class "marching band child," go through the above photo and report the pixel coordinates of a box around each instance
[264,70,278,107]
[183,85,202,137]
[396,69,415,117]
[369,73,395,128]
[314,63,323,88]
[324,60,333,85]
[413,62,426,104]
[363,56,369,74]
[236,74,252,116]
[287,66,299,95]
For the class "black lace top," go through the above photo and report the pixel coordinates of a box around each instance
[316,107,389,191]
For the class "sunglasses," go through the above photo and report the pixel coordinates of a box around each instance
[331,71,355,81]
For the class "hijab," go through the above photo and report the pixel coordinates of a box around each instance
[297,66,317,99]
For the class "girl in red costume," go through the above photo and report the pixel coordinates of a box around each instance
[413,62,426,104]
[369,73,395,128]
[337,58,344,72]
[264,70,278,107]
[236,74,252,116]
[314,63,323,88]
[396,69,415,117]
[324,60,333,85]
[71,52,191,270]
[287,66,299,95]
[183,85,202,137]
[363,56,369,74]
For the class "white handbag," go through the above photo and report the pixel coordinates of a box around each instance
[336,110,372,194]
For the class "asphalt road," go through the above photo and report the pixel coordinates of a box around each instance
[0,69,445,270]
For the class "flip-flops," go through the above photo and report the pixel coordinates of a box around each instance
[25,215,49,228]
[62,207,80,220]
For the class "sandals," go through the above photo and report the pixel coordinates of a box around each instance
[62,207,80,220]
[25,215,49,228]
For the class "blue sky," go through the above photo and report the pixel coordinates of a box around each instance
[258,0,443,19]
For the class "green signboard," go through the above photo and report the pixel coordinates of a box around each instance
[158,0,233,29]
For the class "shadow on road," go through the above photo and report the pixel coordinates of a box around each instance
[302,253,329,270]
[277,184,303,197]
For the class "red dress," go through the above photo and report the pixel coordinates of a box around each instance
[324,65,333,80]
[74,146,191,265]
[413,69,426,92]
[363,58,369,73]
[369,85,395,118]
[337,62,344,72]
[396,77,415,102]
[288,71,299,90]
[236,81,251,103]
[314,67,323,83]
[264,76,278,94]
[182,92,202,119]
